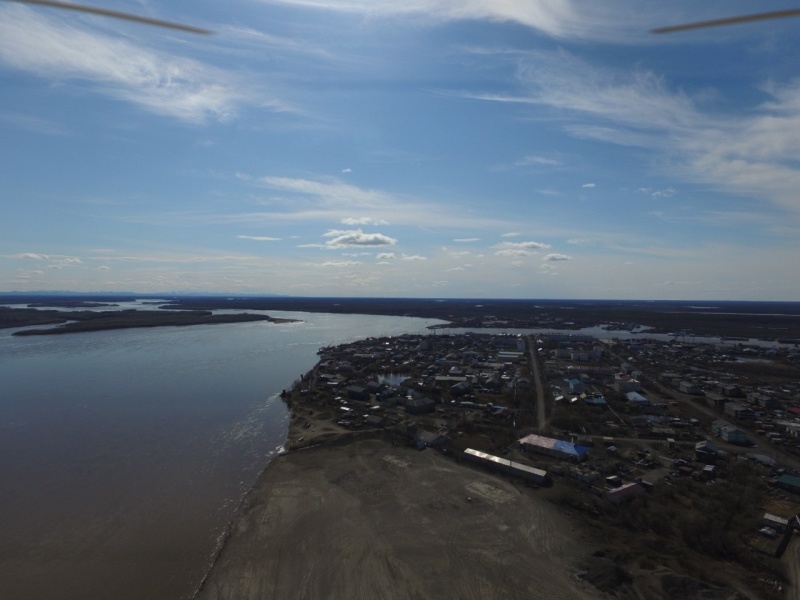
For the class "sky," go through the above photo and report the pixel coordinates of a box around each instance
[2,1,800,301]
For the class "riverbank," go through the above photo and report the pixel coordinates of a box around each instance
[194,435,605,600]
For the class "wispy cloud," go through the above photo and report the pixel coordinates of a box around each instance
[0,5,262,123]
[240,175,516,229]
[0,111,69,136]
[237,235,281,241]
[497,49,800,215]
[514,154,561,167]
[453,237,480,243]
[254,0,659,43]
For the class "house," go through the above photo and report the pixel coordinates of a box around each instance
[583,393,607,407]
[777,474,800,495]
[763,513,789,532]
[364,415,385,428]
[605,482,644,503]
[625,391,650,406]
[347,386,371,402]
[712,419,749,445]
[679,381,702,395]
[724,402,756,421]
[614,374,641,393]
[416,430,447,448]
[366,381,386,395]
[404,396,436,415]
[705,391,728,410]
[450,381,471,397]
[695,440,720,464]
[565,378,586,394]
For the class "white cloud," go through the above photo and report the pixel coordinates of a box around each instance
[316,260,361,267]
[501,232,521,237]
[237,235,281,241]
[0,5,261,123]
[453,238,480,242]
[582,183,595,188]
[402,255,427,261]
[376,252,395,260]
[341,216,389,226]
[322,228,397,248]
[543,253,572,261]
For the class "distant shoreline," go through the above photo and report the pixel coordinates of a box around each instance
[3,295,800,339]
[5,309,298,336]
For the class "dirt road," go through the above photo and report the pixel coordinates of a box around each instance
[528,336,548,432]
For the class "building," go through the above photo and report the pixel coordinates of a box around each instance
[695,440,720,464]
[463,448,550,485]
[763,513,790,532]
[518,434,589,462]
[625,391,650,406]
[605,481,643,503]
[565,378,587,394]
[614,374,641,393]
[416,430,447,448]
[777,474,800,495]
[404,396,436,414]
[347,386,370,402]
[679,381,702,395]
[712,419,749,445]
[724,402,756,421]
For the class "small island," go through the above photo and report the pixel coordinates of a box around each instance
[2,307,297,336]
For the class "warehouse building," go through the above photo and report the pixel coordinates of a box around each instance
[517,434,589,462]
[463,448,550,485]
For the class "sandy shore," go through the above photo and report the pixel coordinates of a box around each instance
[195,436,606,600]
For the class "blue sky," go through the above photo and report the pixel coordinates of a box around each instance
[1,1,800,300]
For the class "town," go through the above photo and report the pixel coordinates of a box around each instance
[283,330,800,598]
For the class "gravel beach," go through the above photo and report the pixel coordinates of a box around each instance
[195,437,604,600]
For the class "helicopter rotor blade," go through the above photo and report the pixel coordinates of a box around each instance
[9,0,212,34]
[652,8,800,34]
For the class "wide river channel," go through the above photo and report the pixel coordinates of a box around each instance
[0,308,444,600]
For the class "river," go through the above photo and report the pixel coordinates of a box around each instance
[0,310,443,600]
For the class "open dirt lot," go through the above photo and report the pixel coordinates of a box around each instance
[195,438,605,600]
